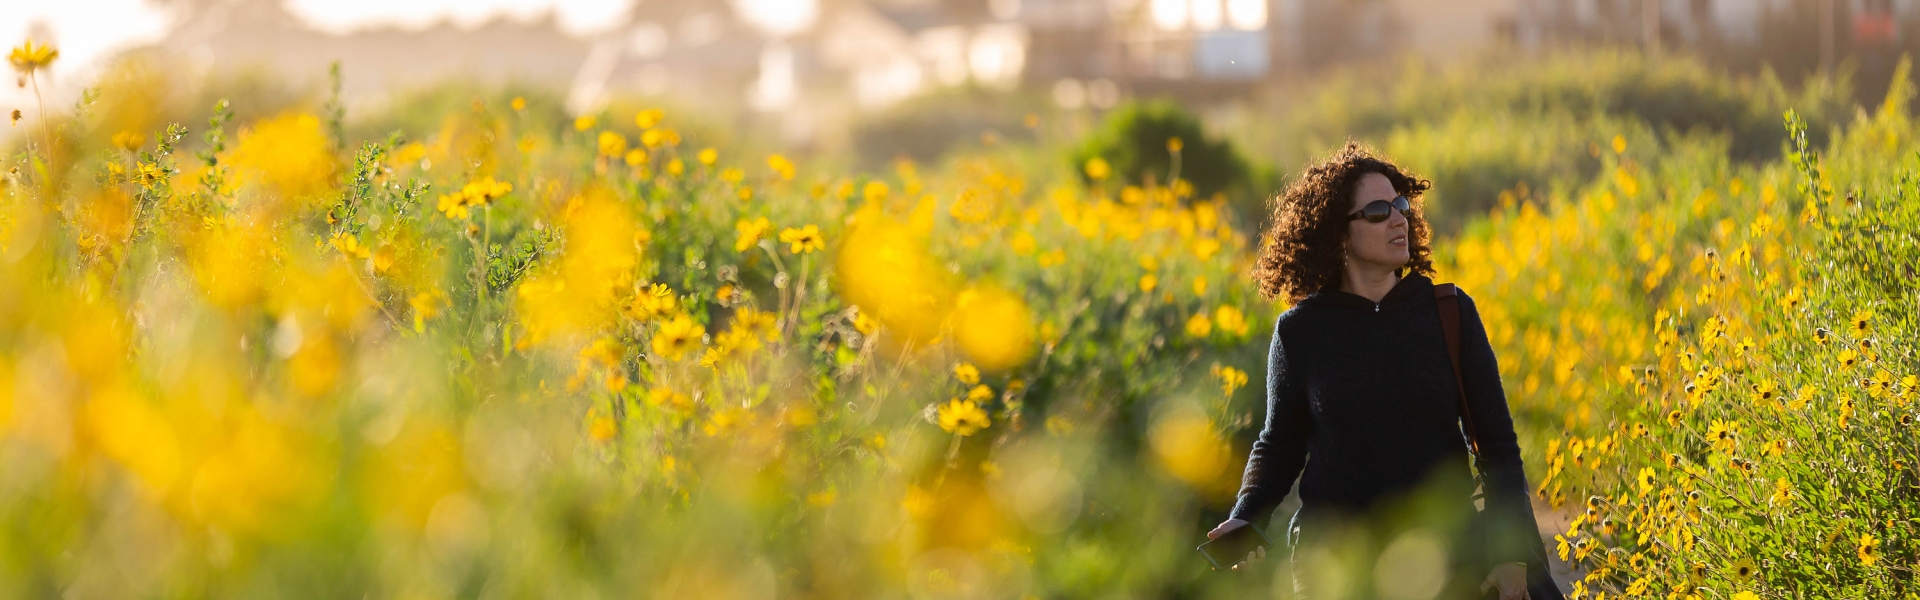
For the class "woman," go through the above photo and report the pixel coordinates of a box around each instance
[1204,143,1558,600]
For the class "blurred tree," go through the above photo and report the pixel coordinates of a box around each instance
[1072,100,1263,206]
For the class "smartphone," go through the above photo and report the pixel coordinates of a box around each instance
[1196,522,1272,571]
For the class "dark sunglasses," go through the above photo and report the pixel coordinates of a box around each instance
[1347,195,1412,223]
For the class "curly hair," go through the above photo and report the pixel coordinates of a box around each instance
[1253,142,1436,304]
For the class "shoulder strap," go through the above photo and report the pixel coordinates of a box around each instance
[1434,283,1482,457]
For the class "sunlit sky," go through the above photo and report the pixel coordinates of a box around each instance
[282,0,633,36]
[1,0,818,107]
[0,0,809,80]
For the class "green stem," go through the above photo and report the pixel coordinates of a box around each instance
[30,74,50,166]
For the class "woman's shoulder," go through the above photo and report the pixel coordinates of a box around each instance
[1270,302,1321,338]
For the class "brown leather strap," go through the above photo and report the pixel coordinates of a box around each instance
[1434,283,1482,456]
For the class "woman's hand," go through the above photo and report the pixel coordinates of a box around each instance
[1478,562,1530,600]
[1206,519,1267,570]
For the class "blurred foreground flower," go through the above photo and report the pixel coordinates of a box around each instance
[1149,407,1232,497]
[228,112,337,205]
[951,283,1035,371]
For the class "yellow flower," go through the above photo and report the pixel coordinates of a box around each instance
[1789,385,1814,411]
[1761,439,1787,457]
[1750,379,1778,406]
[111,130,144,151]
[1858,533,1880,566]
[703,407,744,437]
[1837,348,1858,370]
[328,232,371,260]
[1192,237,1222,260]
[1166,137,1183,153]
[1636,466,1656,497]
[573,115,596,131]
[953,362,981,385]
[1866,369,1893,399]
[1706,420,1738,453]
[735,217,772,252]
[589,415,617,442]
[937,398,990,436]
[646,387,694,414]
[408,291,442,333]
[1625,578,1650,595]
[730,306,779,345]
[1138,273,1157,293]
[1083,157,1111,181]
[462,176,513,206]
[1731,592,1759,600]
[778,224,825,254]
[698,345,731,368]
[1851,309,1873,336]
[1213,305,1249,337]
[511,96,526,111]
[625,283,677,321]
[437,192,471,220]
[1212,364,1248,396]
[650,315,703,361]
[1185,313,1212,338]
[966,384,994,402]
[1038,249,1066,267]
[863,181,889,203]
[767,153,796,180]
[8,39,58,74]
[635,108,665,129]
[1770,477,1792,506]
[1728,557,1757,581]
[624,149,649,167]
[597,131,627,157]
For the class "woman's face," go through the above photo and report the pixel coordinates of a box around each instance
[1343,172,1411,269]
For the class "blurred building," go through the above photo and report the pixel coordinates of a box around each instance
[114,0,1920,140]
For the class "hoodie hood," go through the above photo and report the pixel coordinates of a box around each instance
[1297,271,1434,312]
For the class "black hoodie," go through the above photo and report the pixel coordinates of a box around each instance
[1227,271,1546,567]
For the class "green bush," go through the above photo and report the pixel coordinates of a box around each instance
[1071,100,1260,203]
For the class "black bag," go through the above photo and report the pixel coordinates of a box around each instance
[1434,283,1567,600]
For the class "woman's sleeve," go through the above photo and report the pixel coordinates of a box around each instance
[1227,320,1312,525]
[1458,292,1548,568]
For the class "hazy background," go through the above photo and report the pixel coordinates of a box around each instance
[9,0,1918,158]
